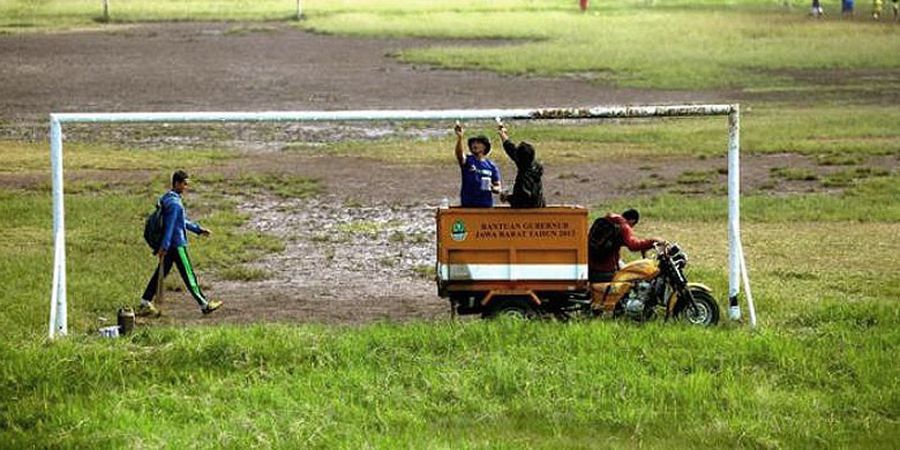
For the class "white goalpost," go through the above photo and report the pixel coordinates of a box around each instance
[47,104,757,338]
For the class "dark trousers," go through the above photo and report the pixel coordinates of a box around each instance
[142,246,208,307]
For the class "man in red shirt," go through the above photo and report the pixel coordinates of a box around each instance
[589,209,663,281]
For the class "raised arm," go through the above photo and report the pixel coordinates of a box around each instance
[454,122,465,167]
[498,124,519,165]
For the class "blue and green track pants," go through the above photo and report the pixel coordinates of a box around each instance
[141,246,208,307]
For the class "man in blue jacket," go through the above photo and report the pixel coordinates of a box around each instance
[138,170,222,317]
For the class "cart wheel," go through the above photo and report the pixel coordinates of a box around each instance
[482,297,536,320]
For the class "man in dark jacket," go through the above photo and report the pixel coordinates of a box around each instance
[497,123,545,208]
[138,170,222,317]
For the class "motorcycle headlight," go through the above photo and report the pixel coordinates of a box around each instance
[668,244,687,269]
[667,244,682,256]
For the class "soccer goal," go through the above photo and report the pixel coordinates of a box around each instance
[47,104,757,337]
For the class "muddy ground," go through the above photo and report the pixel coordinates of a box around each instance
[0,22,728,126]
[1,22,891,326]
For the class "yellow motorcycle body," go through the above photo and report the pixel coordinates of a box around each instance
[591,258,660,313]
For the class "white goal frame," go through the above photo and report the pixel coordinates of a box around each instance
[47,104,757,337]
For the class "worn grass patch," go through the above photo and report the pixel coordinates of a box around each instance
[820,166,891,188]
[199,172,321,199]
[676,169,718,185]
[597,174,900,222]
[815,152,863,166]
[338,219,385,237]
[0,140,233,174]
[217,264,270,282]
[770,166,818,181]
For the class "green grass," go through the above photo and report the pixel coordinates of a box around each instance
[0,140,233,174]
[2,166,898,447]
[597,174,900,222]
[0,0,302,29]
[1,1,899,447]
[1,319,897,448]
[2,135,897,447]
[304,6,900,90]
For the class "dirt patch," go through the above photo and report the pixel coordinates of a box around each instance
[156,195,447,326]
[0,22,726,127]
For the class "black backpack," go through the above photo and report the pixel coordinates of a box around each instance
[143,196,166,252]
[588,216,622,260]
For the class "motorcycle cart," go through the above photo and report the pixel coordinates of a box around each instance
[435,206,718,325]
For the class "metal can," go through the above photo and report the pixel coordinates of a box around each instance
[117,307,135,335]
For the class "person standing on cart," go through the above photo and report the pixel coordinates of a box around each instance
[497,121,545,208]
[454,122,501,207]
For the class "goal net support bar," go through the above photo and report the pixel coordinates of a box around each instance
[47,104,756,337]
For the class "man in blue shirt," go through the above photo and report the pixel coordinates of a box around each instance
[454,122,501,207]
[138,170,222,317]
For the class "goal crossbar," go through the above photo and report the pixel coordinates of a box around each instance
[47,104,756,337]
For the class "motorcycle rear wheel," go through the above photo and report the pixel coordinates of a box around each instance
[675,290,720,326]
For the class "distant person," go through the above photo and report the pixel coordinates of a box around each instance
[588,209,663,282]
[873,0,884,18]
[138,170,222,317]
[811,0,825,17]
[497,122,545,208]
[843,0,855,17]
[893,0,898,20]
[454,122,501,207]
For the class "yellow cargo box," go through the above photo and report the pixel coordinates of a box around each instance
[436,206,588,295]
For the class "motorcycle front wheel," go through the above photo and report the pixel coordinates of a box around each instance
[675,289,720,326]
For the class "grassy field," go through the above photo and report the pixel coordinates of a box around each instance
[2,319,897,448]
[308,9,900,90]
[2,0,899,448]
[1,136,897,447]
